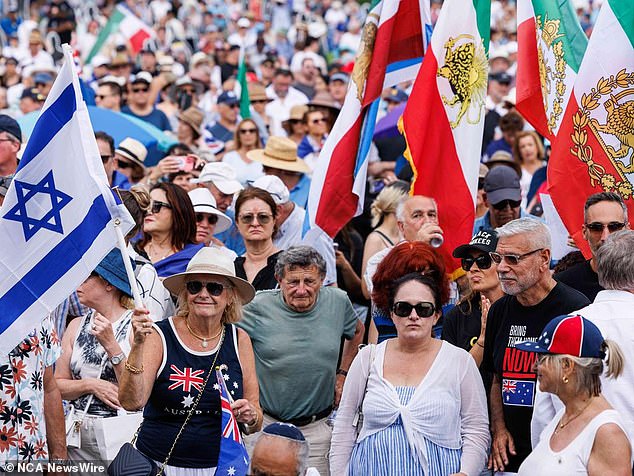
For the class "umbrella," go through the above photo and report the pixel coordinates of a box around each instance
[17,106,177,166]
[373,102,407,141]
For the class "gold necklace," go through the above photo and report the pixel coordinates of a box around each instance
[185,319,223,348]
[555,398,594,434]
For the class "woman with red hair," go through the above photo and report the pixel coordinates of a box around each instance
[369,241,449,343]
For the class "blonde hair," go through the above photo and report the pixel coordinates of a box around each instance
[542,339,625,397]
[370,186,408,228]
[120,295,135,310]
[175,285,243,324]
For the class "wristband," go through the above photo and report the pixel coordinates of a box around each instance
[336,368,348,377]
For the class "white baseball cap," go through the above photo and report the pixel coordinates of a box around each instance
[250,175,290,205]
[188,188,233,233]
[190,162,243,195]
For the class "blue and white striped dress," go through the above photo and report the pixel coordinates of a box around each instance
[348,386,462,475]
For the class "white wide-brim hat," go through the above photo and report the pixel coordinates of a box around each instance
[188,188,233,233]
[163,247,255,304]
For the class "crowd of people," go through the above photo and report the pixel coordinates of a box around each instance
[0,0,632,475]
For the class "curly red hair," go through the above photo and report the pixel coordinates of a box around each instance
[371,241,449,313]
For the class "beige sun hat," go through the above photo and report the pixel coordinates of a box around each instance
[178,107,204,135]
[247,82,272,102]
[246,136,311,174]
[115,138,147,168]
[163,247,255,304]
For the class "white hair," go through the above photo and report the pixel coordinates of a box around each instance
[496,217,551,250]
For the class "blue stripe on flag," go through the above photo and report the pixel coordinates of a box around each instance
[17,84,77,171]
[0,195,111,334]
[355,99,380,175]
[386,57,423,74]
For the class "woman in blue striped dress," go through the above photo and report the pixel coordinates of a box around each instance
[330,272,490,475]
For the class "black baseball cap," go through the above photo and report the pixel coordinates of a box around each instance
[484,166,521,204]
[0,114,22,142]
[453,229,499,258]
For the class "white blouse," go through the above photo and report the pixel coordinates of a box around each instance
[330,340,490,475]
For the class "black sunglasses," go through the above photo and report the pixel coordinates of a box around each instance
[392,301,436,318]
[585,222,627,233]
[132,87,149,93]
[116,158,134,169]
[239,128,257,134]
[150,201,172,214]
[196,213,218,225]
[238,213,273,225]
[186,281,226,296]
[461,254,493,272]
[493,199,521,210]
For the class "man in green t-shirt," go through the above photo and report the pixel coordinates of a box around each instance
[239,246,364,475]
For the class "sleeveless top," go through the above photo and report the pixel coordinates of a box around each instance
[70,309,133,417]
[518,409,630,475]
[136,319,244,469]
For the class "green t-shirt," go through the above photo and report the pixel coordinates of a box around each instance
[238,287,357,420]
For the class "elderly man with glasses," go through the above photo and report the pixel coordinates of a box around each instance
[481,218,590,474]
[555,192,630,301]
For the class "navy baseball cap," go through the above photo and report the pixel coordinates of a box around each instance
[0,114,22,142]
[484,166,521,204]
[516,314,606,358]
[385,88,408,103]
[453,229,499,259]
[217,91,239,105]
[262,422,306,441]
[21,88,46,102]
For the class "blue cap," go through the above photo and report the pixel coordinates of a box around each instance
[217,91,239,105]
[262,422,306,441]
[0,114,22,142]
[34,72,54,84]
[516,314,606,359]
[385,88,408,103]
[94,249,135,297]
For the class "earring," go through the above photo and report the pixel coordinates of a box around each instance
[563,376,569,384]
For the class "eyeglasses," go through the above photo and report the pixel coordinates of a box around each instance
[150,201,172,214]
[100,155,112,163]
[392,301,436,318]
[251,100,268,104]
[490,248,543,266]
[238,213,273,225]
[239,128,257,134]
[132,87,149,93]
[310,118,326,124]
[492,199,521,210]
[226,103,240,109]
[185,281,227,296]
[461,254,493,272]
[116,159,134,169]
[584,222,627,233]
[196,213,218,225]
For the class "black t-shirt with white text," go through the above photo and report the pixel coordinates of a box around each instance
[482,282,590,471]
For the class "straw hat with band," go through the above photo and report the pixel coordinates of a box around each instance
[246,136,311,174]
[163,247,255,304]
[307,92,340,113]
[115,138,147,168]
[248,83,272,103]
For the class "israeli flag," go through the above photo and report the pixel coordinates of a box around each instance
[0,45,134,355]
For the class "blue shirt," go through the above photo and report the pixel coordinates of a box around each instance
[483,138,512,162]
[473,208,539,234]
[289,174,311,209]
[121,106,172,131]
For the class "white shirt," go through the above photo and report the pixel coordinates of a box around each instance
[330,341,490,475]
[274,203,306,250]
[265,85,309,137]
[531,290,634,447]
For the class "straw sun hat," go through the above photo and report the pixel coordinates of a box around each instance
[246,136,310,174]
[163,247,255,304]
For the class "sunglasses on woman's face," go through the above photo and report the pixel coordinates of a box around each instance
[186,281,226,296]
[461,254,493,272]
[116,159,134,169]
[239,128,257,134]
[150,201,172,214]
[392,301,436,318]
[196,213,218,225]
[238,213,273,225]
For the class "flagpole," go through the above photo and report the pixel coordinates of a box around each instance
[114,219,144,308]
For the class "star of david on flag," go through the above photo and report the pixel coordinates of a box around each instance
[215,367,249,476]
[0,45,134,355]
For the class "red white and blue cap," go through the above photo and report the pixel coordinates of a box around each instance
[515,314,606,359]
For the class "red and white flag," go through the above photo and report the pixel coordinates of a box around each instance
[307,0,431,238]
[548,0,634,253]
[401,0,490,273]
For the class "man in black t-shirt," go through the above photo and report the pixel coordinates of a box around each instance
[555,192,630,301]
[482,218,590,473]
